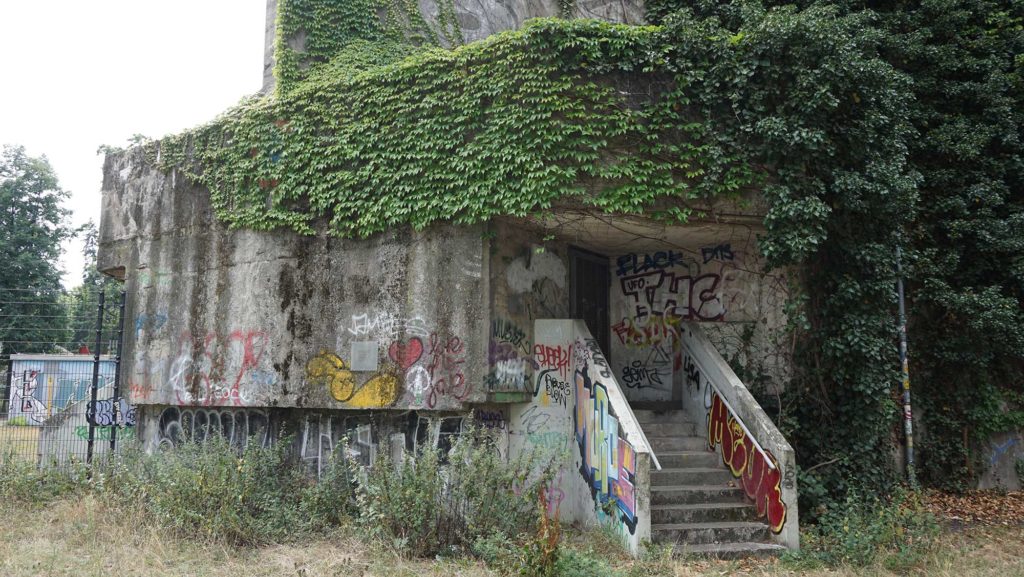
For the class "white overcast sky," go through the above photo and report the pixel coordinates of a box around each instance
[0,1,266,288]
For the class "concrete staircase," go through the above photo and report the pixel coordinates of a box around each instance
[637,409,787,558]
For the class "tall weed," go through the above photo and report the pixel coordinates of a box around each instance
[359,419,558,558]
[0,450,92,504]
[104,437,313,545]
[787,487,940,572]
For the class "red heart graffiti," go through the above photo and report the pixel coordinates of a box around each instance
[388,337,424,371]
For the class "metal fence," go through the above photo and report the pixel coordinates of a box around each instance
[0,289,133,468]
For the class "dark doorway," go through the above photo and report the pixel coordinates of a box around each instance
[569,247,610,356]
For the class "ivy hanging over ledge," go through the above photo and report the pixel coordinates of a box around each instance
[151,9,911,252]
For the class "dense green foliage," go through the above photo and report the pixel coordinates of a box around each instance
[62,221,124,353]
[360,422,556,558]
[641,0,1024,507]
[0,145,75,354]
[875,0,1024,491]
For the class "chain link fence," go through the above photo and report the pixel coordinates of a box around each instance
[0,289,133,469]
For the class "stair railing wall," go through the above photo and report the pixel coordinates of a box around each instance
[511,319,659,556]
[680,323,800,550]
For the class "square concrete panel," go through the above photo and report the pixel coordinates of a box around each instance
[350,341,379,372]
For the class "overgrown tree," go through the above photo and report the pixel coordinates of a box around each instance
[0,145,74,354]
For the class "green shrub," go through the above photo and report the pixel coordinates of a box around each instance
[300,443,359,529]
[787,488,940,572]
[551,548,618,577]
[6,416,29,426]
[358,419,557,559]
[0,451,92,504]
[104,437,314,545]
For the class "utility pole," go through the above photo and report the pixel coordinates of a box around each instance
[896,246,917,487]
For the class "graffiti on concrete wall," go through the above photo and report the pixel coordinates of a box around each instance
[610,241,776,403]
[134,311,168,337]
[424,333,469,408]
[157,406,272,449]
[475,410,507,431]
[306,351,399,408]
[700,243,734,264]
[707,390,786,534]
[168,329,276,406]
[619,360,666,390]
[316,312,469,409]
[137,268,174,289]
[487,318,535,393]
[299,414,374,475]
[348,312,429,338]
[573,367,638,534]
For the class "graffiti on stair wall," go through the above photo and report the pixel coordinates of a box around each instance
[486,317,536,393]
[707,390,787,534]
[574,367,638,535]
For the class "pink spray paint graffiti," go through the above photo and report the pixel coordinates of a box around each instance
[425,333,469,408]
[168,329,271,406]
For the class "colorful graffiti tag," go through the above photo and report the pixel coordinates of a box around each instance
[574,369,638,534]
[306,351,399,408]
[707,390,786,533]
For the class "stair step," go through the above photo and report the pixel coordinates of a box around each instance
[641,422,701,437]
[633,409,687,424]
[655,451,721,469]
[651,467,735,485]
[676,541,787,559]
[651,484,747,505]
[647,436,709,452]
[651,521,770,545]
[651,502,757,524]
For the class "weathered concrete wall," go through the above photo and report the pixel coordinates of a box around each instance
[487,220,571,396]
[263,0,646,92]
[608,227,789,405]
[433,0,645,44]
[262,0,278,93]
[266,0,646,79]
[99,148,489,412]
[978,430,1023,490]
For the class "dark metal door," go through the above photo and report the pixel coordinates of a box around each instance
[570,247,610,355]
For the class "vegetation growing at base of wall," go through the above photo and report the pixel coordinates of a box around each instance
[3,424,557,558]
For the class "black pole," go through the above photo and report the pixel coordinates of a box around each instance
[1,356,11,420]
[86,290,105,466]
[110,289,126,451]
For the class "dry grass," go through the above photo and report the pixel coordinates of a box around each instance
[0,497,1021,577]
[0,497,493,577]
[0,420,40,461]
